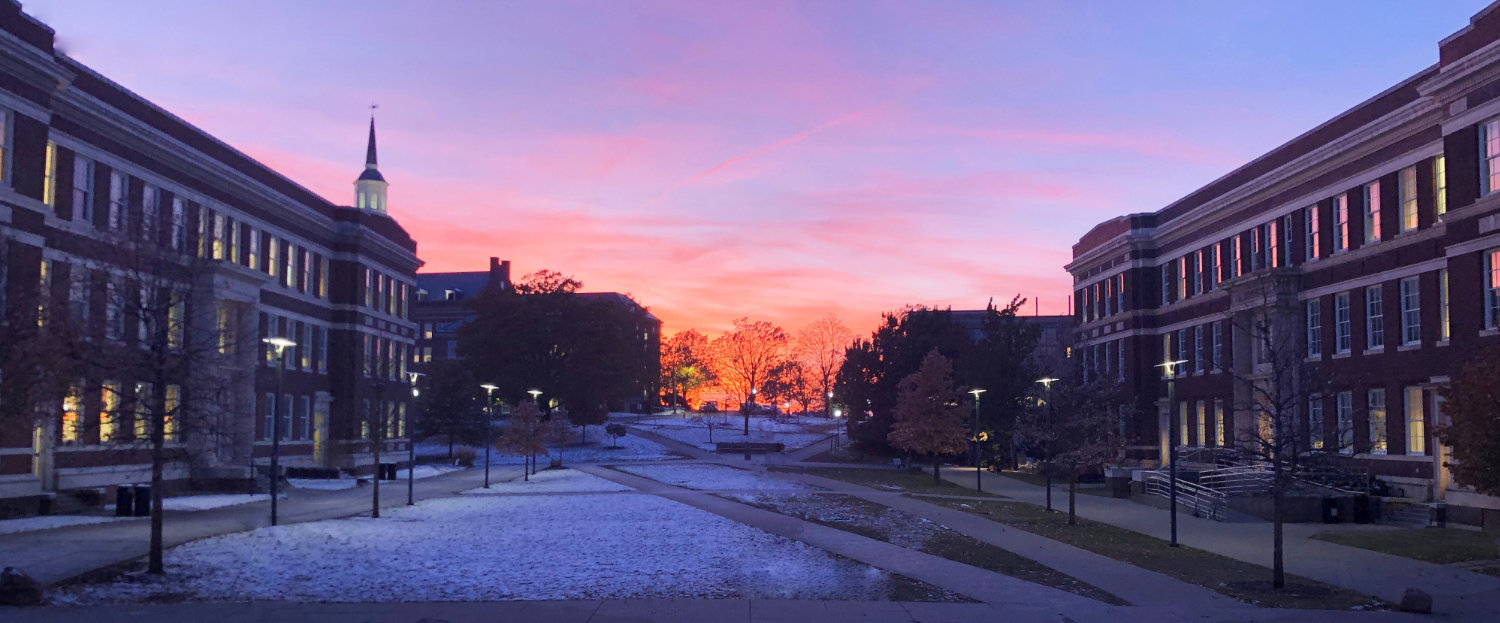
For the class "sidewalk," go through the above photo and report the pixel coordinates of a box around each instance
[0,465,522,586]
[939,468,1500,619]
[0,597,1434,623]
[773,470,1246,612]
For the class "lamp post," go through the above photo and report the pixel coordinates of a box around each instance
[480,384,498,488]
[1156,359,1187,547]
[968,388,986,491]
[406,371,424,506]
[1036,377,1059,509]
[527,389,542,473]
[371,378,385,519]
[261,337,296,527]
[827,392,835,418]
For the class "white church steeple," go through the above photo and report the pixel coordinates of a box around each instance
[354,115,388,213]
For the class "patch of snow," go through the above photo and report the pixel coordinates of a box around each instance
[613,464,809,491]
[395,464,465,480]
[57,492,894,603]
[0,515,136,535]
[287,477,358,491]
[160,494,273,512]
[462,469,632,494]
[630,415,835,450]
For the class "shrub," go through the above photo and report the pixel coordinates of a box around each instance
[454,446,476,468]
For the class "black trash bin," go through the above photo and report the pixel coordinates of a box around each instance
[115,486,134,517]
[380,463,396,480]
[1321,497,1341,524]
[1352,495,1373,524]
[133,485,151,517]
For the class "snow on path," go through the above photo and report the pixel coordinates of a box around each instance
[630,416,834,451]
[160,494,274,512]
[57,492,893,603]
[288,477,358,491]
[613,464,810,491]
[396,464,465,480]
[462,468,632,494]
[0,515,136,535]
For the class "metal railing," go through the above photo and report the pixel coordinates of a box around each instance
[1142,470,1228,521]
[1199,463,1274,496]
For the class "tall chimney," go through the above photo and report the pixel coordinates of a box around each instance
[488,257,512,292]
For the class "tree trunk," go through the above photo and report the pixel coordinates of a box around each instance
[1045,469,1053,512]
[1273,470,1286,589]
[932,455,941,483]
[148,364,168,574]
[448,436,454,460]
[1068,475,1077,526]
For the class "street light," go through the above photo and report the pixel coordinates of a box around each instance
[371,378,385,519]
[1035,377,1059,510]
[261,337,296,526]
[969,388,986,492]
[526,389,542,473]
[827,391,835,418]
[406,371,425,506]
[1156,359,1188,547]
[480,383,499,488]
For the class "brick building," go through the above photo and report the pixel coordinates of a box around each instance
[0,2,419,505]
[1068,3,1500,513]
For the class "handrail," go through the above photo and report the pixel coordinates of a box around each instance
[1200,463,1273,496]
[1142,470,1227,521]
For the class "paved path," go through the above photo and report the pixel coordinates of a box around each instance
[0,465,522,586]
[0,597,1435,623]
[935,467,1500,620]
[771,470,1246,612]
[575,463,1121,619]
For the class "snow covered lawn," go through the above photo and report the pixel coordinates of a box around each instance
[57,491,899,603]
[630,416,836,451]
[160,494,273,512]
[613,463,810,491]
[288,477,358,491]
[0,514,136,535]
[396,464,465,480]
[462,468,632,494]
[418,426,679,465]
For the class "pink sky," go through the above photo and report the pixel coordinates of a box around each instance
[28,0,1490,335]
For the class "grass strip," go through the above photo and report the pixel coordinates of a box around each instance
[915,495,1385,610]
[774,465,1000,497]
[1311,528,1500,565]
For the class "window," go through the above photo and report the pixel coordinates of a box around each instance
[1399,166,1417,233]
[1440,268,1450,341]
[1232,236,1244,278]
[1400,277,1421,346]
[44,141,57,207]
[163,385,180,441]
[100,381,120,442]
[108,171,127,231]
[197,207,211,258]
[0,109,9,183]
[1183,255,1195,298]
[1116,274,1125,313]
[73,155,94,224]
[299,396,312,440]
[1304,205,1320,261]
[1117,338,1125,381]
[1336,391,1354,453]
[365,268,375,308]
[1405,386,1425,455]
[1196,401,1206,448]
[319,256,330,299]
[1488,249,1500,330]
[1309,395,1324,450]
[267,236,279,280]
[141,184,159,242]
[263,393,275,441]
[1207,246,1219,290]
[168,296,185,350]
[1333,194,1348,253]
[1214,399,1225,447]
[37,259,50,328]
[61,383,81,443]
[1212,322,1223,369]
[1159,264,1170,306]
[1104,278,1114,316]
[170,198,186,251]
[105,282,124,342]
[1365,285,1384,350]
[1176,329,1187,376]
[1280,214,1292,267]
[446,340,458,359]
[281,394,294,441]
[1334,293,1351,354]
[301,322,312,370]
[300,248,311,293]
[1363,180,1381,244]
[212,213,225,260]
[247,226,260,270]
[318,327,329,374]
[1306,299,1322,357]
[1194,325,1204,373]
[133,383,152,440]
[1251,226,1264,271]
[216,304,232,355]
[68,266,88,326]
[1367,388,1387,454]
[227,219,239,264]
[1082,288,1091,322]
[1179,402,1189,447]
[1482,118,1500,195]
[283,242,295,288]
[1434,154,1447,218]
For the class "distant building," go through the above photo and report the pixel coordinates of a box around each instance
[411,258,662,412]
[1067,2,1500,515]
[947,309,1075,377]
[0,3,419,506]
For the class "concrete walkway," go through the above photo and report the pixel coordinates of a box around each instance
[772,470,1246,612]
[936,467,1500,620]
[0,597,1436,623]
[0,465,522,586]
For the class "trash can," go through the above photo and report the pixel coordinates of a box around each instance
[1321,497,1341,524]
[133,485,151,517]
[1432,503,1447,528]
[1353,494,1373,524]
[115,486,134,517]
[381,463,397,480]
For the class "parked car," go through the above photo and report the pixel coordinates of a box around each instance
[700,401,719,413]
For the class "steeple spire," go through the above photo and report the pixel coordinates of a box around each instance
[354,108,388,213]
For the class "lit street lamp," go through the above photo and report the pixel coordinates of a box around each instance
[1035,377,1059,510]
[261,337,296,526]
[480,383,499,488]
[527,389,542,473]
[406,371,425,506]
[969,388,986,492]
[1156,359,1187,547]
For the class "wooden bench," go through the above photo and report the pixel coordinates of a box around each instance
[715,442,785,454]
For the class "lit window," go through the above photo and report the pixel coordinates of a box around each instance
[1485,249,1500,331]
[247,226,260,270]
[1399,166,1417,233]
[43,141,57,207]
[1363,180,1381,244]
[1434,154,1447,217]
[1334,292,1351,353]
[1400,277,1420,345]
[1367,389,1386,454]
[1365,285,1384,350]
[212,213,225,260]
[1482,118,1500,195]
[1308,395,1324,450]
[1195,401,1206,448]
[1405,386,1425,455]
[267,236,279,279]
[1214,399,1226,447]
[1179,402,1188,447]
[1440,268,1450,341]
[100,381,120,442]
[61,382,81,443]
[164,385,180,441]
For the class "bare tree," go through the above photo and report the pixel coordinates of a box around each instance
[502,401,549,482]
[795,315,852,416]
[1026,378,1128,525]
[709,318,788,434]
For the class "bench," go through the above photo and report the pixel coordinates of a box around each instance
[715,442,785,454]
